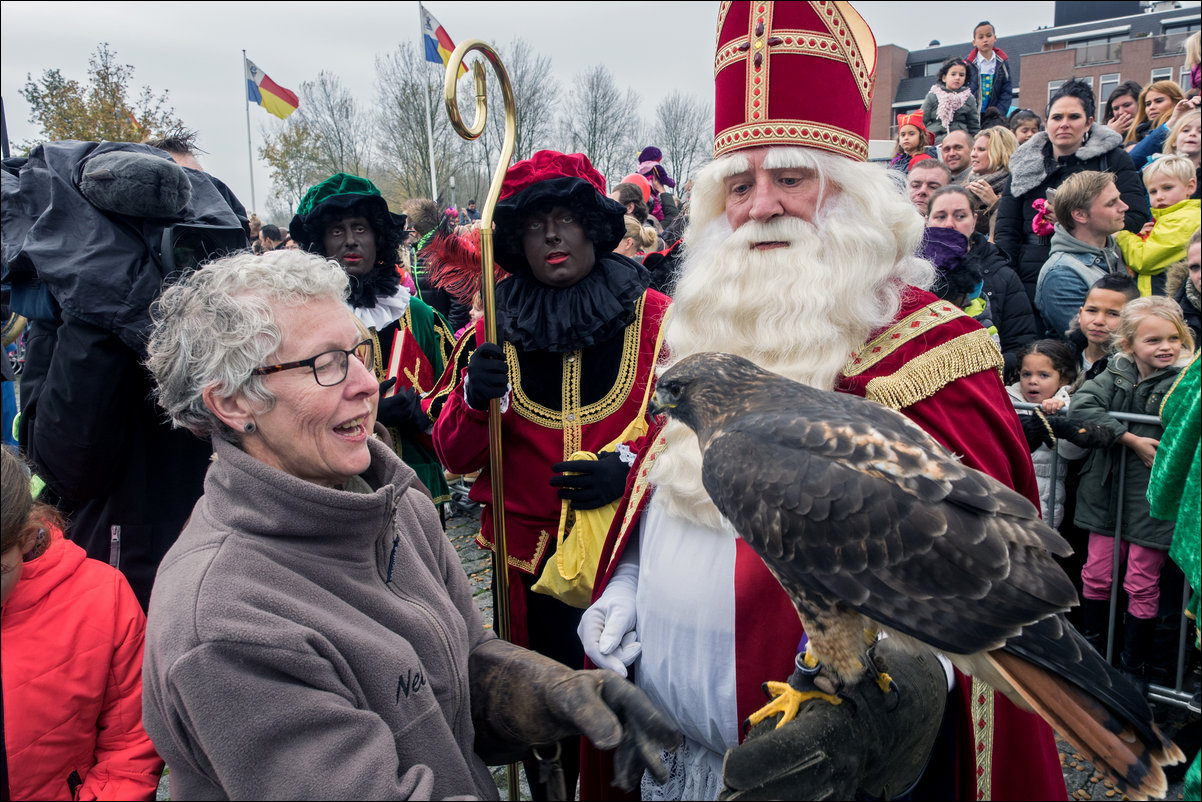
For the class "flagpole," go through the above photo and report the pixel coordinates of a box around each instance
[419,3,439,201]
[242,50,257,212]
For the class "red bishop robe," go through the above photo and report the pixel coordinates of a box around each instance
[580,287,1067,802]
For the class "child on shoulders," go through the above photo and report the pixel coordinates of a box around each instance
[922,58,981,143]
[1116,155,1200,296]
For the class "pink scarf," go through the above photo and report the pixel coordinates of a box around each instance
[930,83,972,130]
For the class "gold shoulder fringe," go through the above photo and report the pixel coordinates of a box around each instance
[864,329,1003,410]
[844,300,965,377]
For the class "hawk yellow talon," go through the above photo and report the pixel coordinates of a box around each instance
[801,648,819,669]
[747,680,842,730]
[876,671,894,693]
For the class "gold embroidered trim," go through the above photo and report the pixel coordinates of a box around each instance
[562,349,583,459]
[475,528,550,574]
[603,432,668,577]
[863,330,1003,410]
[426,329,475,413]
[715,119,868,161]
[505,295,647,430]
[368,327,385,380]
[971,677,995,801]
[844,301,965,377]
[815,1,873,111]
[717,30,849,74]
[715,1,733,67]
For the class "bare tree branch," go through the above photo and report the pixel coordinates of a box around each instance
[296,71,373,179]
[557,65,640,187]
[651,91,713,188]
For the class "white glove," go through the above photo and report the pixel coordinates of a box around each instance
[578,554,641,677]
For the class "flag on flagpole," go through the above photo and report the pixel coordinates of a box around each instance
[420,4,467,78]
[245,58,299,120]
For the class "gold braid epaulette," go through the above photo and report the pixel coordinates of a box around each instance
[863,328,1003,411]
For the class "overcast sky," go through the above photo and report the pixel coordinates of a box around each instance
[0,0,1083,215]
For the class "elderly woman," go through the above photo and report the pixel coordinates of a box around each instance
[995,78,1150,310]
[429,150,672,798]
[289,173,456,515]
[140,249,677,800]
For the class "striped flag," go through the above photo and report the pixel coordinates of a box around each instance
[245,58,299,120]
[420,4,467,79]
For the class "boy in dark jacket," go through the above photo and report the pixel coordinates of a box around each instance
[965,21,1013,118]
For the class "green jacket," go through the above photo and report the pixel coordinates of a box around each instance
[1072,352,1181,549]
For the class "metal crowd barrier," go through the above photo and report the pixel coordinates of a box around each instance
[1013,403,1196,712]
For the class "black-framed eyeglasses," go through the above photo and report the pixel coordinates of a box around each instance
[251,339,374,387]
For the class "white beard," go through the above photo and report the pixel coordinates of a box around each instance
[649,189,930,529]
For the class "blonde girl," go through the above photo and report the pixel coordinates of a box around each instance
[1071,296,1193,678]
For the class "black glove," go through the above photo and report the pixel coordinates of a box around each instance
[1050,416,1116,450]
[1020,411,1056,452]
[469,639,681,791]
[376,379,430,436]
[550,451,631,510]
[465,342,509,411]
[719,638,948,800]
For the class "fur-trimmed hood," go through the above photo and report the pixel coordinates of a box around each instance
[1008,124,1124,198]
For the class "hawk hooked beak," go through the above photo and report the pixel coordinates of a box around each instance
[649,386,679,419]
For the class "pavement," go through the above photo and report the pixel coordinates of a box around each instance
[157,499,1196,801]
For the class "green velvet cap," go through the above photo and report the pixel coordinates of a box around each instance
[295,173,383,217]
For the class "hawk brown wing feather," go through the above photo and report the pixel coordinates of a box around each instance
[657,351,1183,800]
[701,421,1076,655]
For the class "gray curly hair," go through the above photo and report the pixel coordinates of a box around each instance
[146,249,350,442]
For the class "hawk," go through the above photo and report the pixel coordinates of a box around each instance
[651,352,1183,800]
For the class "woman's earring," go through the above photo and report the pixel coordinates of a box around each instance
[244,422,256,433]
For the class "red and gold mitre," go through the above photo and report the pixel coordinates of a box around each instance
[713,1,877,161]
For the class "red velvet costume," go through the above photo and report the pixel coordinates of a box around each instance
[430,290,671,648]
[580,288,1067,801]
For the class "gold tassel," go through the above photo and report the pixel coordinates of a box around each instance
[865,330,1003,410]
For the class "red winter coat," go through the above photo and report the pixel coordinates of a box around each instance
[2,529,162,800]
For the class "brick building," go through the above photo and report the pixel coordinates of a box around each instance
[871,1,1200,142]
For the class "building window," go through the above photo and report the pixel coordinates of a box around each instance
[1183,66,1196,91]
[1150,67,1173,83]
[1048,80,1066,104]
[1071,35,1123,66]
[906,61,944,80]
[1099,73,1120,102]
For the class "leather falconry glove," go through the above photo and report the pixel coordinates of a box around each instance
[376,379,431,436]
[1021,410,1116,452]
[469,638,681,792]
[719,638,947,801]
[550,451,631,510]
[1052,416,1115,450]
[465,342,509,411]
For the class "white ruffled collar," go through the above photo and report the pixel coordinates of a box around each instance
[351,287,412,331]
